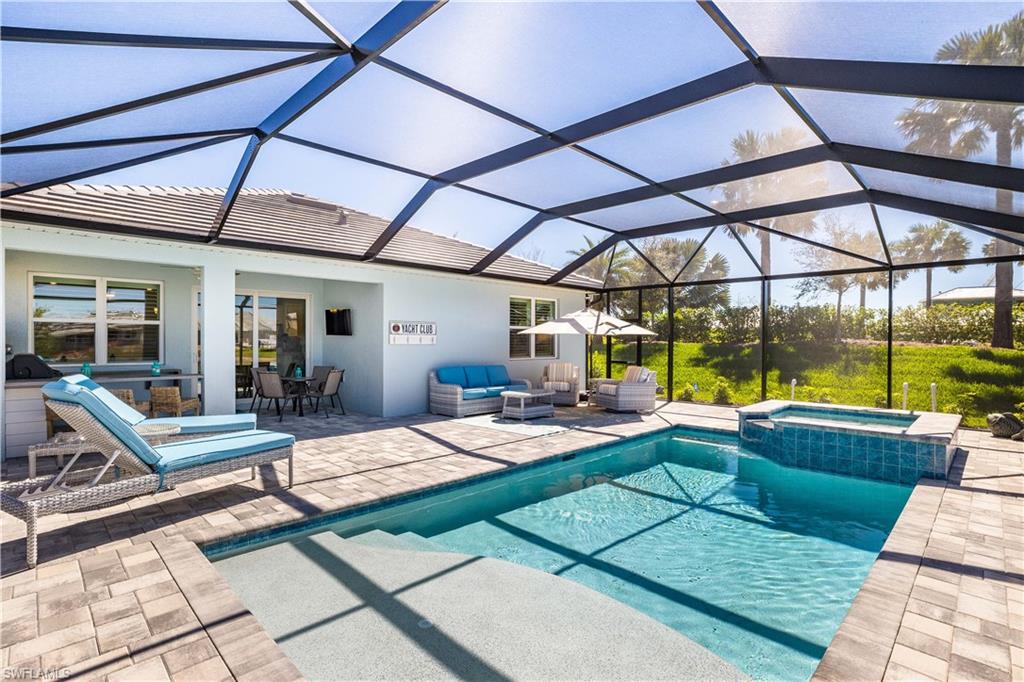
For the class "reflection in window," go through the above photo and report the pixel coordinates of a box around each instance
[508,297,557,359]
[31,275,162,364]
[106,281,160,363]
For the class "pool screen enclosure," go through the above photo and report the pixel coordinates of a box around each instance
[1,2,1021,319]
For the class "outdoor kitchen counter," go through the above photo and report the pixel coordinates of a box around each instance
[3,372,202,459]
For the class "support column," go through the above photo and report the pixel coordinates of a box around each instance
[760,279,768,401]
[887,269,894,409]
[200,263,236,415]
[667,286,675,401]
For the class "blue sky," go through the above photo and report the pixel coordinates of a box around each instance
[3,1,1020,308]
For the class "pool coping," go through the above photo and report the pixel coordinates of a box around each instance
[6,406,1014,681]
[812,474,947,680]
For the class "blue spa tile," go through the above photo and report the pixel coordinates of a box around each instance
[884,465,899,482]
[866,448,884,466]
[851,460,868,478]
[899,466,920,485]
[881,437,899,454]
[810,452,824,470]
[837,458,853,475]
[822,454,838,472]
[866,461,886,480]
[883,449,901,468]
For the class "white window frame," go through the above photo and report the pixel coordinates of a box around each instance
[508,296,558,360]
[28,271,164,367]
[190,287,312,378]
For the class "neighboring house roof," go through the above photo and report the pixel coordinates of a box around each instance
[932,286,1024,303]
[0,184,601,288]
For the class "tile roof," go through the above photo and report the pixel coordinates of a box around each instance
[0,184,600,288]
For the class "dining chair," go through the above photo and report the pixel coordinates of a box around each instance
[249,367,265,413]
[308,369,344,417]
[259,371,294,422]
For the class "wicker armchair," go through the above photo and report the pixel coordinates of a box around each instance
[150,386,200,417]
[592,366,657,413]
[110,388,150,416]
[541,362,580,406]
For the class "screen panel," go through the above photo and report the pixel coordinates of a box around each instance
[14,60,328,145]
[0,1,330,41]
[1,137,226,186]
[485,218,613,286]
[791,89,1023,169]
[857,166,1022,217]
[382,1,746,129]
[463,148,643,209]
[574,195,711,232]
[876,205,1021,267]
[757,204,887,263]
[676,226,762,283]
[688,161,861,214]
[310,1,401,41]
[717,2,1023,64]
[220,137,427,256]
[603,243,669,288]
[378,185,538,270]
[0,42,319,136]
[282,63,538,175]
[584,86,818,182]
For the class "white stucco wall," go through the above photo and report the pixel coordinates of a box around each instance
[2,223,588,427]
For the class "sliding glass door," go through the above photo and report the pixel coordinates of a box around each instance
[194,289,308,399]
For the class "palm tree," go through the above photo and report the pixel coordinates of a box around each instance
[896,10,1023,346]
[717,128,823,277]
[566,235,630,286]
[889,221,971,307]
[795,215,876,339]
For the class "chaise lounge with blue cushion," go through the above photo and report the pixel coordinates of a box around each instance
[0,377,293,568]
[51,374,257,437]
[428,365,532,417]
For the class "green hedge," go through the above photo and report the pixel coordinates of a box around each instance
[660,302,1024,346]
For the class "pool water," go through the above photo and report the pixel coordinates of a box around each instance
[772,406,917,428]
[354,433,911,681]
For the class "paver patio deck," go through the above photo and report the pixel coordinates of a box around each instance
[1,402,1020,681]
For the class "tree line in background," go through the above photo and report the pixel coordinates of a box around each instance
[572,11,1022,348]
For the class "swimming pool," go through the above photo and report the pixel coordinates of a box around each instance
[212,429,911,681]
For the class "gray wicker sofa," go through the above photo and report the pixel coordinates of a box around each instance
[429,365,532,418]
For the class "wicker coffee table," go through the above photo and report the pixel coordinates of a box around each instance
[501,389,555,421]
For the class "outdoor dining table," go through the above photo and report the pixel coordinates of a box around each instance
[284,376,313,417]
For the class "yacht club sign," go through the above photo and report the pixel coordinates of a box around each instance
[388,320,437,345]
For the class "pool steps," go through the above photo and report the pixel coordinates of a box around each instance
[345,528,450,553]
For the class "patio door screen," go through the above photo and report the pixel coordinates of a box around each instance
[193,290,308,399]
[235,293,307,398]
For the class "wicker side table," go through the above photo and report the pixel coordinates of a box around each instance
[26,432,88,479]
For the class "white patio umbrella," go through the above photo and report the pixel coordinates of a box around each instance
[517,307,656,338]
[518,308,656,392]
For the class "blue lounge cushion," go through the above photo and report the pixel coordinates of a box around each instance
[42,378,160,466]
[144,413,256,434]
[464,366,489,388]
[462,388,490,401]
[54,374,146,426]
[484,387,505,398]
[436,366,468,388]
[506,383,528,392]
[485,365,511,385]
[154,430,294,473]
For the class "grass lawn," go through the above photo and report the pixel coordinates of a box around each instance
[593,341,1024,428]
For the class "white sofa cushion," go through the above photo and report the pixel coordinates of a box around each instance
[598,384,619,396]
